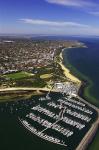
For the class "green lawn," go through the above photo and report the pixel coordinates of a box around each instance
[4,71,34,80]
[1,62,67,88]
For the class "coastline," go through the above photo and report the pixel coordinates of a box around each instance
[62,48,99,107]
[58,48,81,85]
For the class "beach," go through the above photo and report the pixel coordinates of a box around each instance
[58,49,81,85]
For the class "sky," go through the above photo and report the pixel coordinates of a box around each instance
[1,0,99,36]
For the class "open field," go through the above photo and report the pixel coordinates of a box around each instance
[4,71,34,80]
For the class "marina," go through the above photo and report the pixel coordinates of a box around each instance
[0,91,97,150]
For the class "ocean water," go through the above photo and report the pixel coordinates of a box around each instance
[63,38,99,107]
[0,92,98,150]
[0,93,66,150]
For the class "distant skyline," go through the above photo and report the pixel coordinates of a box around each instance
[1,0,99,36]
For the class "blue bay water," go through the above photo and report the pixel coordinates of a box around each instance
[63,38,99,106]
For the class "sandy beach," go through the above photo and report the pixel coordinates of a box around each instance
[58,50,81,84]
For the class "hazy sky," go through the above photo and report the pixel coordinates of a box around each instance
[1,0,99,36]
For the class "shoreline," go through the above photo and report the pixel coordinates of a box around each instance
[62,47,99,107]
[58,48,81,85]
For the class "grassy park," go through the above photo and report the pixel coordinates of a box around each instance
[4,71,34,80]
